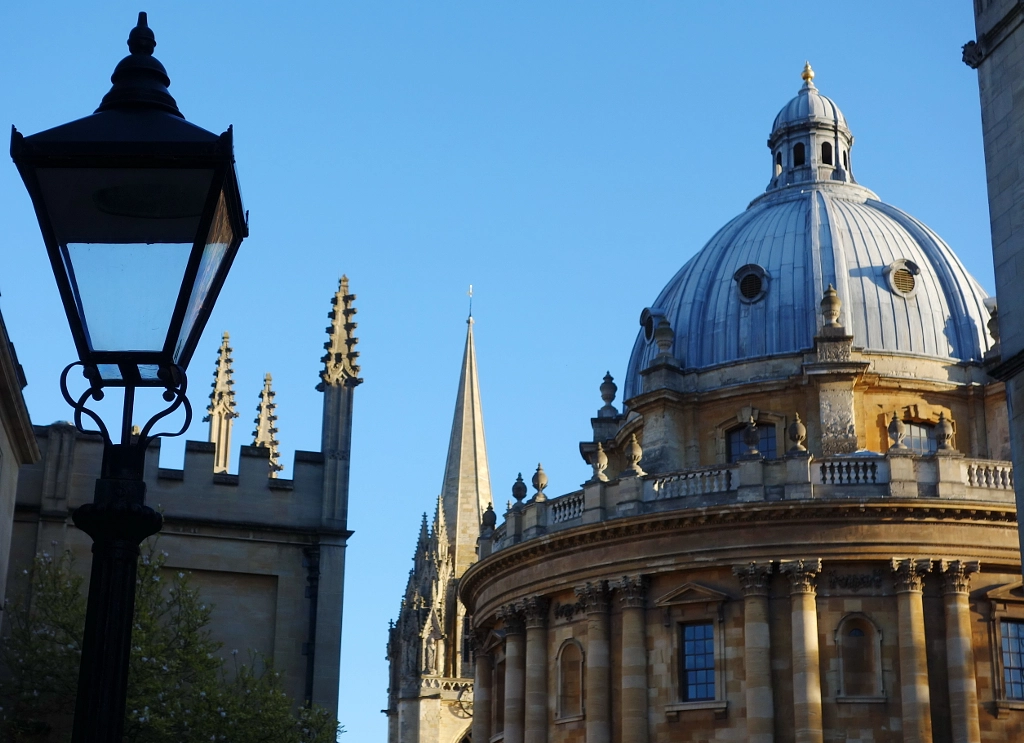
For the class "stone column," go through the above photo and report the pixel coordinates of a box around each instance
[523,596,550,743]
[472,630,493,743]
[500,604,527,743]
[733,562,775,743]
[940,560,981,743]
[618,576,648,743]
[780,559,823,743]
[575,581,611,743]
[892,558,933,743]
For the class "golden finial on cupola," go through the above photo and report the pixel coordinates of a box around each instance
[801,61,815,83]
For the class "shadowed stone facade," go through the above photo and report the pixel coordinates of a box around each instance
[3,277,361,718]
[0,307,39,633]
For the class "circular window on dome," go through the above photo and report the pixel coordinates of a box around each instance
[886,259,921,298]
[733,264,769,303]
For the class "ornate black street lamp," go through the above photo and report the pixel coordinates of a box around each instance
[10,13,246,742]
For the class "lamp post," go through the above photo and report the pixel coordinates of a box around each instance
[10,13,247,742]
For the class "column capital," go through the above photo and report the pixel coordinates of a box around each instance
[498,603,525,635]
[574,580,610,614]
[733,561,773,596]
[939,559,980,595]
[522,595,550,629]
[779,558,821,594]
[891,557,932,593]
[616,575,647,609]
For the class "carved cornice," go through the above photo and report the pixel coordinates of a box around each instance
[733,561,773,597]
[574,581,610,614]
[617,575,647,609]
[457,501,1017,609]
[497,603,525,635]
[779,559,821,594]
[891,558,932,593]
[522,596,550,629]
[939,559,980,595]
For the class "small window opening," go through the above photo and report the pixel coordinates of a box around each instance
[558,642,583,717]
[821,141,833,165]
[494,660,506,731]
[726,424,777,462]
[905,422,936,455]
[680,623,715,702]
[793,142,806,167]
[842,150,848,169]
[839,617,878,697]
[1002,620,1024,700]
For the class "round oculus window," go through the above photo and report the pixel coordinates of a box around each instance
[886,260,921,298]
[733,264,768,303]
[739,273,763,300]
[892,268,915,294]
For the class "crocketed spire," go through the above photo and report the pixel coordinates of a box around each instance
[203,332,237,474]
[252,373,283,478]
[318,276,362,390]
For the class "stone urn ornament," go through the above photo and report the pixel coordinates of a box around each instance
[532,463,548,501]
[511,473,527,508]
[743,416,760,456]
[788,413,807,453]
[625,434,646,476]
[887,412,907,450]
[591,442,609,482]
[935,411,954,451]
[821,284,842,328]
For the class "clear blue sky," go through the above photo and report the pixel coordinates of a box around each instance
[0,1,988,738]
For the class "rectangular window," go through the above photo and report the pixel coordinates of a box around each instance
[727,424,777,462]
[1002,620,1024,700]
[680,622,715,701]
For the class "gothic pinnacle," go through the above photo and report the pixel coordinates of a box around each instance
[204,332,238,474]
[318,275,363,390]
[252,373,283,477]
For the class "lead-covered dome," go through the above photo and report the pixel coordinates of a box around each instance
[625,66,991,400]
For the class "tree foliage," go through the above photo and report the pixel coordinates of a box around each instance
[0,544,342,743]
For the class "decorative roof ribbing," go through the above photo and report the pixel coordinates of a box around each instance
[624,69,992,399]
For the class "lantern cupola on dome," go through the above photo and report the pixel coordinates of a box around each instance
[767,62,855,189]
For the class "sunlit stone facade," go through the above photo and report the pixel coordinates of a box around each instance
[457,68,1024,743]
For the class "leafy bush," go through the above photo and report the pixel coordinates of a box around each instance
[0,544,342,743]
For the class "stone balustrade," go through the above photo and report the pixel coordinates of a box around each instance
[485,453,1015,553]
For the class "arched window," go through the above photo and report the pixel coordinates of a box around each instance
[557,640,584,718]
[775,151,782,176]
[726,423,777,462]
[821,141,833,165]
[905,422,937,454]
[793,142,806,167]
[836,614,882,698]
[842,150,849,169]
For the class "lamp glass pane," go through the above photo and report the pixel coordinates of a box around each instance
[62,242,191,352]
[173,191,235,363]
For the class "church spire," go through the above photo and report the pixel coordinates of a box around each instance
[252,373,283,478]
[204,332,238,473]
[440,314,493,578]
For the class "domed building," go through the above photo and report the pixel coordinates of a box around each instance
[450,65,1023,743]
